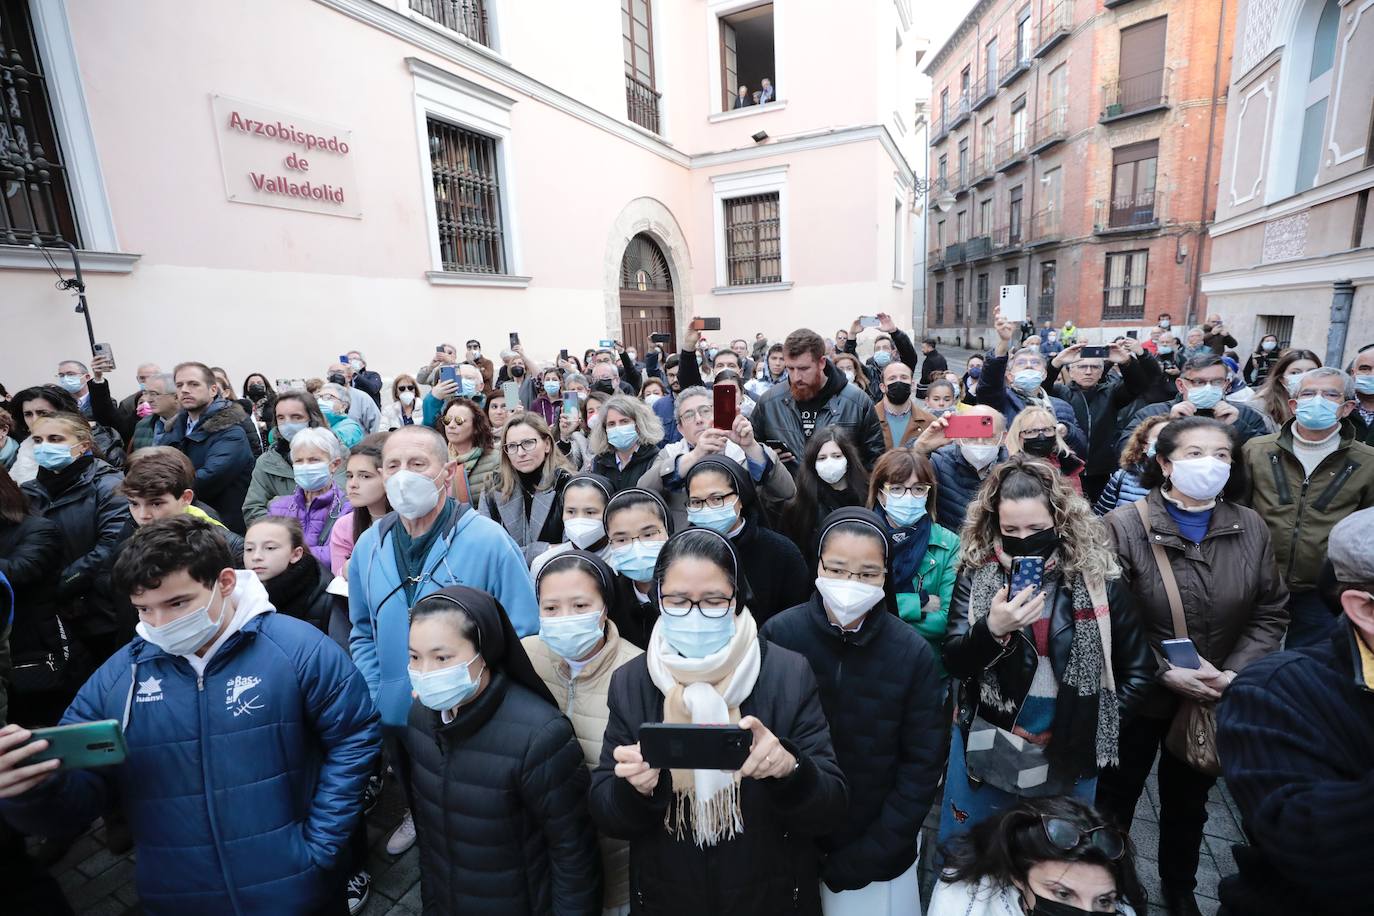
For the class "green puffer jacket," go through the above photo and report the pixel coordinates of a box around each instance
[1241,419,1374,591]
[893,522,960,677]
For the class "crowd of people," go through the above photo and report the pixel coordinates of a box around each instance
[0,307,1372,916]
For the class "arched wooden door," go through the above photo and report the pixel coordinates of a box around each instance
[619,233,676,356]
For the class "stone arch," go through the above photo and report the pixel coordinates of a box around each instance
[602,197,693,340]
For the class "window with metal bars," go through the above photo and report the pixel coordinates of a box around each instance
[623,0,660,133]
[935,281,945,324]
[427,118,506,274]
[1103,250,1147,319]
[409,0,490,47]
[724,192,781,286]
[0,0,80,245]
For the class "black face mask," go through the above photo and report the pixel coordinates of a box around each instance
[326,373,346,386]
[1001,527,1059,559]
[885,381,912,405]
[591,380,616,395]
[1026,893,1107,916]
[246,384,266,400]
[511,365,525,378]
[1022,435,1057,458]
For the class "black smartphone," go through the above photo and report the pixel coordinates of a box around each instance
[639,723,752,771]
[1010,556,1046,596]
[691,317,723,331]
[435,345,446,353]
[764,438,790,454]
[1126,330,1139,340]
[713,382,737,430]
[1195,408,1215,418]
[650,332,671,344]
[509,332,520,348]
[1162,637,1202,669]
[1079,346,1110,359]
[92,342,116,369]
[559,348,569,362]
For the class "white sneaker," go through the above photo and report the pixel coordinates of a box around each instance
[346,869,371,915]
[386,810,416,856]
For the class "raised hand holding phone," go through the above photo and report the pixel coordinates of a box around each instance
[0,724,61,799]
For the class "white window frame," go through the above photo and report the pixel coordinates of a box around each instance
[705,0,787,121]
[408,58,528,286]
[710,164,790,293]
[396,0,507,59]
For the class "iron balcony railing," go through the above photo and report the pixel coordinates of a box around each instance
[965,235,993,261]
[625,74,661,134]
[1100,67,1172,121]
[1034,0,1073,57]
[1028,207,1062,245]
[930,246,947,269]
[1094,189,1164,232]
[949,93,972,130]
[999,43,1031,87]
[992,223,1023,252]
[945,241,966,263]
[972,71,997,111]
[996,132,1029,170]
[409,0,490,45]
[1029,107,1068,153]
[972,148,996,184]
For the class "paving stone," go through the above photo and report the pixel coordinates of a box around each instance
[373,847,421,900]
[396,881,424,913]
[76,845,125,878]
[67,859,136,911]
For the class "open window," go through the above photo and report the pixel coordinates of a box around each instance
[720,3,776,112]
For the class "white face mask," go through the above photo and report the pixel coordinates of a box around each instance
[815,456,848,484]
[843,369,857,384]
[815,576,884,627]
[138,586,227,656]
[399,391,416,406]
[1167,456,1231,502]
[960,442,1000,469]
[563,517,605,549]
[384,468,445,519]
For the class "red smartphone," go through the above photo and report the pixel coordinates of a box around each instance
[944,414,995,439]
[713,383,737,430]
[691,317,723,331]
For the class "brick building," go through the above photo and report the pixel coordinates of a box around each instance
[921,0,1235,348]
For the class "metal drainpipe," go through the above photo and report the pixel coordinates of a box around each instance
[1326,280,1355,366]
[1188,0,1227,328]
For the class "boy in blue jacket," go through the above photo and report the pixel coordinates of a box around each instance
[0,515,380,915]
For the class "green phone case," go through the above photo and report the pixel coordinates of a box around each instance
[27,719,128,770]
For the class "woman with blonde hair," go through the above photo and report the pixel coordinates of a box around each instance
[1006,405,1085,494]
[1093,415,1169,516]
[588,393,663,495]
[480,413,573,564]
[938,456,1152,843]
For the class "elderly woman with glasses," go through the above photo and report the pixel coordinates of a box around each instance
[590,528,847,916]
[479,414,574,564]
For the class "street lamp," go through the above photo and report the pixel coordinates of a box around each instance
[910,177,956,216]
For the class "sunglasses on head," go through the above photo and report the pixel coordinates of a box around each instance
[1041,816,1125,861]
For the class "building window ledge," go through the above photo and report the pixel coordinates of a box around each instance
[425,270,531,288]
[707,100,788,123]
[1094,221,1160,237]
[711,280,793,295]
[0,246,140,273]
[1099,103,1169,125]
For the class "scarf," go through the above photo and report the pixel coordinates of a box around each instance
[646,611,761,847]
[966,546,1119,769]
[390,497,456,606]
[884,513,932,599]
[261,556,322,621]
[453,446,483,474]
[37,453,94,496]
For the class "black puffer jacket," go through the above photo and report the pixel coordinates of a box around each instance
[751,361,886,467]
[592,444,662,497]
[1045,356,1153,477]
[0,513,71,708]
[261,555,339,635]
[943,568,1154,782]
[590,637,848,915]
[20,457,128,641]
[761,595,945,892]
[404,672,601,916]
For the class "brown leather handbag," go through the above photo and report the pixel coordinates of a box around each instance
[1135,500,1223,776]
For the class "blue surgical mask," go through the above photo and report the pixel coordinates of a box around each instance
[606,424,639,450]
[1186,384,1223,410]
[1356,376,1374,396]
[687,502,738,535]
[460,378,478,397]
[1294,395,1341,431]
[884,492,927,527]
[1158,346,1174,356]
[293,461,333,492]
[659,607,736,659]
[543,380,560,398]
[34,442,79,471]
[872,351,893,367]
[57,374,85,393]
[1012,369,1045,394]
[1285,375,1303,396]
[278,421,307,442]
[1146,442,1157,458]
[409,656,485,711]
[609,539,663,582]
[1261,340,1277,352]
[538,610,605,662]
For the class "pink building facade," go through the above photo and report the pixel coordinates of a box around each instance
[2,0,924,392]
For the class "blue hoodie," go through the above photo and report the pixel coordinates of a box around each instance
[347,502,538,726]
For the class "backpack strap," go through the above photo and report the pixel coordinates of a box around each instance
[1135,498,1188,639]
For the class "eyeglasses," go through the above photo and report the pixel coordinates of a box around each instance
[659,592,736,618]
[1295,389,1350,403]
[1180,377,1227,389]
[678,405,713,423]
[444,417,467,427]
[1019,428,1057,439]
[505,437,542,455]
[820,563,884,585]
[397,385,417,393]
[1040,816,1125,861]
[608,530,665,548]
[883,484,931,499]
[686,493,738,511]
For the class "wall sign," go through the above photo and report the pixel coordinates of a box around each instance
[211,94,361,219]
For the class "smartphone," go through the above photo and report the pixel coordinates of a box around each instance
[858,315,880,329]
[92,342,116,369]
[439,366,459,385]
[1010,556,1046,596]
[509,332,520,348]
[713,382,737,430]
[436,345,446,353]
[944,414,996,439]
[690,317,723,331]
[650,332,671,344]
[598,338,615,349]
[639,723,752,771]
[502,381,520,406]
[562,391,580,416]
[338,354,349,365]
[1162,637,1203,670]
[25,720,128,771]
[559,348,569,362]
[1079,346,1110,359]
[1195,408,1215,418]
[764,438,790,455]
[1126,330,1139,340]
[276,378,293,391]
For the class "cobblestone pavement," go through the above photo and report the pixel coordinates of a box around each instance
[47,762,1243,915]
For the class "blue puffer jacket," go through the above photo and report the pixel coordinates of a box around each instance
[0,573,381,916]
[348,501,538,727]
[156,398,254,533]
[1092,466,1149,516]
[930,443,1007,533]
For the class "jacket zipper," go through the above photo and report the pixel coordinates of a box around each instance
[1285,476,1312,582]
[197,672,244,913]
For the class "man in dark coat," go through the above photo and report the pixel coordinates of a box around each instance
[917,337,948,390]
[1117,353,1270,450]
[155,362,253,533]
